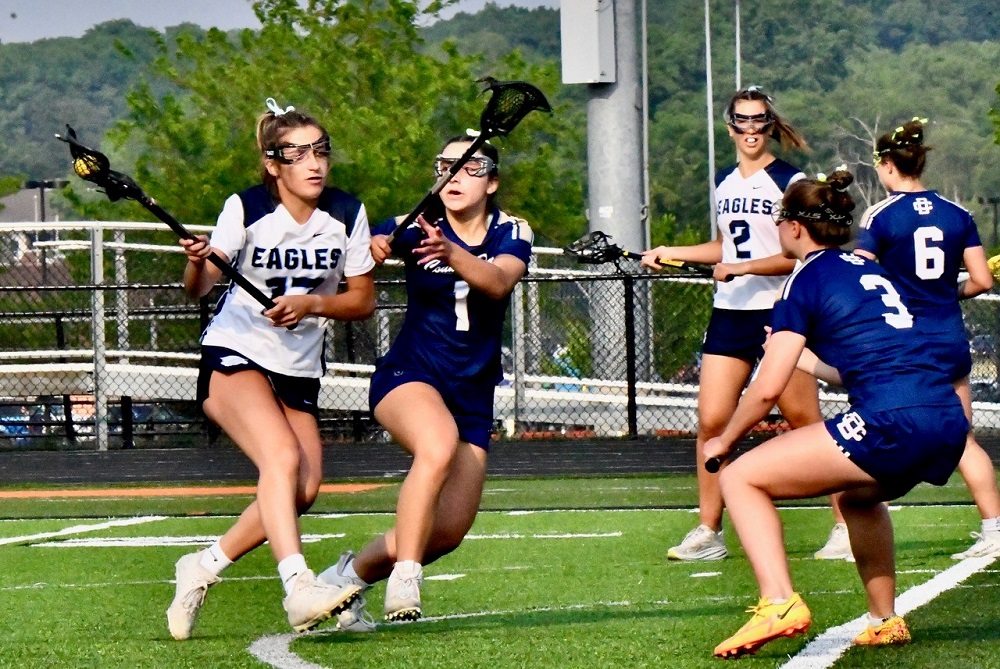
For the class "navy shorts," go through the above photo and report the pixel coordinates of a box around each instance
[824,403,968,495]
[368,363,496,450]
[197,346,320,417]
[702,308,772,362]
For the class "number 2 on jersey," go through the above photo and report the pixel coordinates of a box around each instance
[729,220,752,259]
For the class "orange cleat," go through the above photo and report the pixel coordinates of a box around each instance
[853,615,911,646]
[714,593,811,659]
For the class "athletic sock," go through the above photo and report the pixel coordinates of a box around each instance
[278,553,308,595]
[199,541,233,576]
[868,612,894,626]
[982,516,1000,533]
[343,556,368,586]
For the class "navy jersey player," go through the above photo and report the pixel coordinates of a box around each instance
[319,133,532,626]
[705,169,968,658]
[167,99,375,640]
[641,86,828,562]
[856,117,1000,561]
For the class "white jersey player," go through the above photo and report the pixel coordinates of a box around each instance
[642,85,827,562]
[166,99,375,639]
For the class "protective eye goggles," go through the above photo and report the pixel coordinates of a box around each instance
[728,112,773,134]
[264,136,332,164]
[433,155,496,178]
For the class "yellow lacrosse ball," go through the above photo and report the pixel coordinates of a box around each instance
[73,157,93,177]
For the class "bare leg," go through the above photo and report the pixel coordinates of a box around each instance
[695,354,752,530]
[213,408,324,562]
[840,487,896,619]
[202,370,308,562]
[353,443,487,583]
[953,379,1000,520]
[719,423,877,599]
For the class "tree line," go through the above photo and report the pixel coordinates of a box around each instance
[1,0,1000,257]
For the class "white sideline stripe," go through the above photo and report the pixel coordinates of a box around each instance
[0,516,166,546]
[780,555,998,669]
[426,574,465,581]
[465,532,622,540]
[32,533,345,548]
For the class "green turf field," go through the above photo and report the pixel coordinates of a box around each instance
[0,474,997,668]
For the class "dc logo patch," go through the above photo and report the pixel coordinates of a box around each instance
[912,197,934,215]
[836,412,867,442]
[839,253,866,266]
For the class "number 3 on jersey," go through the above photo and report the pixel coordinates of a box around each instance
[860,275,913,329]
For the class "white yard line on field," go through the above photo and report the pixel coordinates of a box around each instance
[779,555,999,669]
[0,515,166,546]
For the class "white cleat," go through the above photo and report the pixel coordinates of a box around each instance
[319,551,377,632]
[384,562,423,622]
[951,529,1000,560]
[166,551,221,640]
[667,524,728,561]
[283,569,362,633]
[814,523,854,561]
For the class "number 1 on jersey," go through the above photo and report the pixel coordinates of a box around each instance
[454,280,470,331]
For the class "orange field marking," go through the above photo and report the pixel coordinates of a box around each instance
[0,483,389,499]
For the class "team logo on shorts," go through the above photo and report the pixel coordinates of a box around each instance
[836,412,867,441]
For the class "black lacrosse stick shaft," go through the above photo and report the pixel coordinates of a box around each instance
[387,133,490,244]
[136,196,276,311]
[387,79,550,245]
[57,126,277,313]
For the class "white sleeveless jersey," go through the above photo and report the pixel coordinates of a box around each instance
[201,185,376,377]
[713,159,804,310]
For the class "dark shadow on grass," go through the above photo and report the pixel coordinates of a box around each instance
[300,600,750,646]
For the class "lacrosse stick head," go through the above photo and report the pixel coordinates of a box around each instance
[56,125,142,202]
[478,79,551,137]
[563,231,624,264]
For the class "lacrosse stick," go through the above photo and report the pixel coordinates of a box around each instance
[56,125,278,315]
[387,79,551,244]
[563,231,729,279]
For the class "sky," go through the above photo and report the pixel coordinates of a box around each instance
[0,0,558,44]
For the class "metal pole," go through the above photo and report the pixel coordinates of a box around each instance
[735,0,741,90]
[91,225,109,451]
[624,275,638,438]
[705,0,718,239]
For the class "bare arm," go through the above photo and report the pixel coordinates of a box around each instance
[263,272,376,329]
[641,237,723,269]
[796,346,842,385]
[716,252,798,280]
[180,235,225,298]
[414,218,527,300]
[959,246,994,299]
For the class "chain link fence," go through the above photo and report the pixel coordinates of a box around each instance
[1,222,999,450]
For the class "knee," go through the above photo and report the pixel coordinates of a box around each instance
[296,476,322,513]
[412,439,460,476]
[259,440,301,480]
